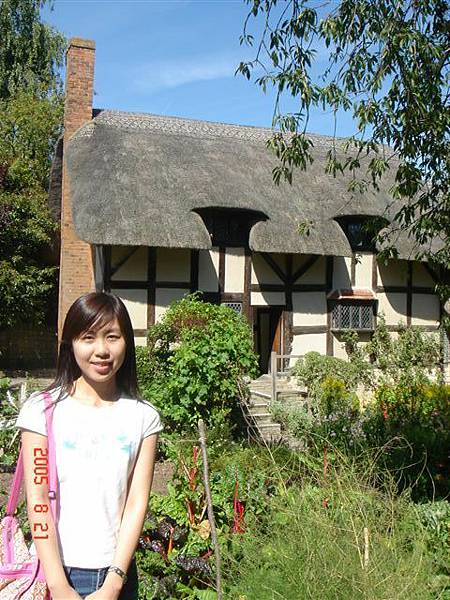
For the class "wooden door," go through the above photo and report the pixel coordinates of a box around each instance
[254,306,284,374]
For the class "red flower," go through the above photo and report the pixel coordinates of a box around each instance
[232,480,245,534]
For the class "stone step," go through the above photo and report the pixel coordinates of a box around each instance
[248,412,273,424]
[258,422,282,442]
[248,401,269,411]
[256,422,281,433]
[277,392,309,402]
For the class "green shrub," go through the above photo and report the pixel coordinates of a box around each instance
[317,376,359,416]
[136,293,259,434]
[294,352,359,398]
[415,500,450,580]
[224,454,448,599]
[366,316,442,387]
[365,383,450,500]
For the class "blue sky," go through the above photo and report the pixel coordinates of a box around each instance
[42,0,356,137]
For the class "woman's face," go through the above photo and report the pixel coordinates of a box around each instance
[72,317,126,385]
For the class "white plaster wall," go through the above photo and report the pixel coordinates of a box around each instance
[333,337,347,359]
[251,253,283,284]
[251,291,285,306]
[155,289,187,322]
[354,253,373,288]
[411,294,440,326]
[377,259,407,287]
[111,246,147,281]
[333,256,352,288]
[156,248,190,282]
[296,256,325,284]
[134,337,147,347]
[111,289,147,329]
[225,247,245,293]
[292,292,327,325]
[377,293,407,326]
[291,332,326,356]
[198,249,219,292]
[413,263,435,287]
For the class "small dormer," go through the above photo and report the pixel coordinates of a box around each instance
[334,215,389,252]
[193,207,268,247]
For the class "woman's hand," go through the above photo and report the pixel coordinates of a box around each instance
[51,587,83,600]
[85,584,121,600]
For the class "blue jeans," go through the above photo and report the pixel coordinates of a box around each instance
[63,556,139,599]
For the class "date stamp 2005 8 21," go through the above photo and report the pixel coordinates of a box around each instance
[32,448,49,541]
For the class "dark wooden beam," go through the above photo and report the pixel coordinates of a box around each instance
[251,283,284,293]
[200,292,220,304]
[110,247,139,278]
[219,246,225,295]
[220,292,244,302]
[351,254,356,286]
[147,247,156,330]
[261,252,287,283]
[156,281,191,289]
[109,281,148,289]
[293,325,328,335]
[243,248,252,322]
[372,255,378,290]
[423,261,440,284]
[372,256,378,329]
[285,254,293,310]
[190,250,199,293]
[284,254,293,360]
[283,310,294,356]
[326,256,333,356]
[250,283,327,293]
[406,262,412,327]
[103,245,111,292]
[292,283,327,292]
[133,329,148,337]
[291,255,319,284]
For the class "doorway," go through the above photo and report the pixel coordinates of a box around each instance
[253,306,284,374]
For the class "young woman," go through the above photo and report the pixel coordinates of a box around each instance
[15,292,163,600]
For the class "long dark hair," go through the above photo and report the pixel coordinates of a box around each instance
[44,292,139,406]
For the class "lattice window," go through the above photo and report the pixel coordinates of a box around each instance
[221,302,243,315]
[332,302,374,330]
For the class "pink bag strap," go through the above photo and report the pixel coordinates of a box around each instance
[6,391,59,525]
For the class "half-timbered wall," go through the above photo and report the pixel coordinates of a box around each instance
[104,244,443,374]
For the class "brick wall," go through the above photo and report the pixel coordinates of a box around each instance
[58,38,97,340]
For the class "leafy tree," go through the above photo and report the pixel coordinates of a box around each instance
[238,1,450,284]
[0,0,65,99]
[0,0,65,330]
[136,293,259,434]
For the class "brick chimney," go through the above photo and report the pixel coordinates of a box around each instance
[58,38,96,341]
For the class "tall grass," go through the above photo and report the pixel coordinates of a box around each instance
[222,444,448,599]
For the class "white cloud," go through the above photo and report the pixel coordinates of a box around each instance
[131,53,254,93]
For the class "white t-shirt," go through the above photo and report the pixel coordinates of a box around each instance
[14,387,163,568]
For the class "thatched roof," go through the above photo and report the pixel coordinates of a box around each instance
[59,109,433,259]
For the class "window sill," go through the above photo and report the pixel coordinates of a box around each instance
[331,328,374,333]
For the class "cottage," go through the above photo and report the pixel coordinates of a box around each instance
[52,38,448,377]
